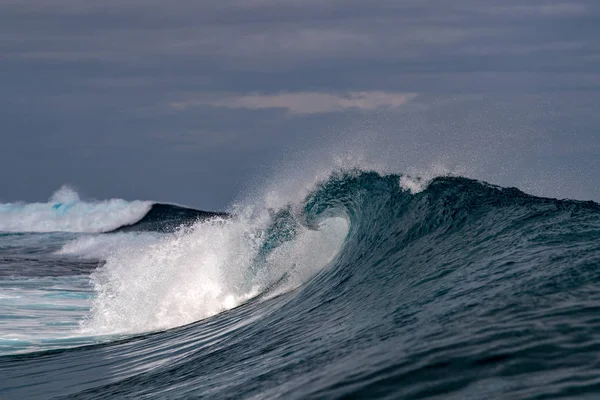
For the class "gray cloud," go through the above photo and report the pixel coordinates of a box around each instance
[170,92,416,115]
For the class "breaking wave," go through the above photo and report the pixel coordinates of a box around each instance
[2,170,600,399]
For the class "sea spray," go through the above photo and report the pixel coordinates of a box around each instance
[79,212,348,334]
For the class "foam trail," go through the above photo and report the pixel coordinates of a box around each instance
[0,186,152,233]
[0,276,94,354]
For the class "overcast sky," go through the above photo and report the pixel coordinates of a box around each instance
[1,0,599,209]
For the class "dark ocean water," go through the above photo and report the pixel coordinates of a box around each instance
[1,170,600,399]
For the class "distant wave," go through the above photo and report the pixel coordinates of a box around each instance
[0,186,224,234]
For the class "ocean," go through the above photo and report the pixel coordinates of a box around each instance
[1,169,600,399]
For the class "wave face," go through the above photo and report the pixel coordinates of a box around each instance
[1,170,600,399]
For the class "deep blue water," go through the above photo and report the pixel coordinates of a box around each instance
[1,170,600,399]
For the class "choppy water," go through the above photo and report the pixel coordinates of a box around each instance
[1,170,600,399]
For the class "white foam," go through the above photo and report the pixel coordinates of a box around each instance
[399,175,428,194]
[0,185,152,233]
[78,210,348,335]
[399,163,469,194]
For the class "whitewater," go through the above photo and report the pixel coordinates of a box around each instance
[1,167,600,399]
